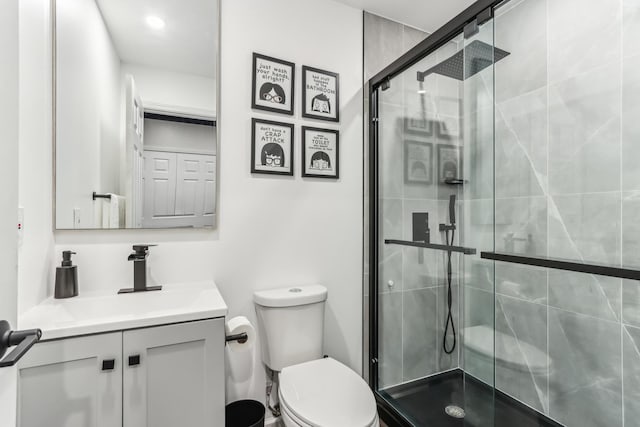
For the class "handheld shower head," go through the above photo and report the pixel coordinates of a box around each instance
[449,194,456,226]
[439,194,457,233]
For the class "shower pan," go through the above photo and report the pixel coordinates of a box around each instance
[367,0,640,425]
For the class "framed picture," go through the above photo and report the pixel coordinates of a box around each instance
[404,140,433,184]
[404,116,434,137]
[437,144,462,184]
[301,126,339,179]
[302,66,339,122]
[251,53,295,115]
[436,115,460,139]
[251,118,294,176]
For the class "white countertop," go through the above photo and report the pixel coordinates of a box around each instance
[19,281,228,340]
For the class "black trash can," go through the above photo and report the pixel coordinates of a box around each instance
[225,399,265,427]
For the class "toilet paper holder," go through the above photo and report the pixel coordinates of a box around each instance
[225,332,248,344]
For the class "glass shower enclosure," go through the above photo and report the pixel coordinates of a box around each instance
[369,9,502,426]
[367,0,640,425]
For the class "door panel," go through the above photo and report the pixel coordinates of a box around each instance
[175,156,200,216]
[17,333,122,427]
[143,151,215,228]
[175,153,216,219]
[133,145,144,228]
[124,75,145,228]
[203,158,216,215]
[123,319,224,427]
[142,151,177,228]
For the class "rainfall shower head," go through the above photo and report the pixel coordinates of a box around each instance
[417,40,510,82]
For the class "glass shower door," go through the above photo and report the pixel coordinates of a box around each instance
[370,0,639,424]
[372,14,498,425]
[460,15,498,427]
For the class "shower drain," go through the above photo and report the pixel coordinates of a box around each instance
[445,405,466,419]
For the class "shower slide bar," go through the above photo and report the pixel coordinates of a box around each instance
[481,252,640,281]
[384,239,477,255]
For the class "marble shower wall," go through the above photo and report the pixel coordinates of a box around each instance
[363,12,467,389]
[483,0,640,425]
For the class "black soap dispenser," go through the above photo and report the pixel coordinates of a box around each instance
[55,251,78,299]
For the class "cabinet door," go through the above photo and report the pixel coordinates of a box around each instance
[17,333,122,427]
[123,319,225,427]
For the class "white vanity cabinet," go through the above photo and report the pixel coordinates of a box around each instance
[16,319,225,427]
[17,332,123,427]
[122,319,225,427]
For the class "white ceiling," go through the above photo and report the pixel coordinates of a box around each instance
[93,0,470,79]
[334,0,475,33]
[96,0,217,79]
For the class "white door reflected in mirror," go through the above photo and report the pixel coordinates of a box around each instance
[54,0,218,229]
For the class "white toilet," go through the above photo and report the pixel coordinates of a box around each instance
[254,285,379,427]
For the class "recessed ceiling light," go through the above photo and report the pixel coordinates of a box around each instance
[146,15,165,30]
[417,89,427,94]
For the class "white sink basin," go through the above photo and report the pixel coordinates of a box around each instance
[19,281,227,340]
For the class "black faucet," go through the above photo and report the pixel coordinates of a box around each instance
[118,245,162,294]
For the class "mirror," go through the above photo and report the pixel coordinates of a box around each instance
[54,0,218,229]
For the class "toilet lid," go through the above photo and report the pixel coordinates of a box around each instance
[279,358,377,427]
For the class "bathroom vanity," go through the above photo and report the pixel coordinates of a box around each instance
[17,281,227,427]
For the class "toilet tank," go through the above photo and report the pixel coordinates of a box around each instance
[253,285,328,371]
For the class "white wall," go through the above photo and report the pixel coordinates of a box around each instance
[0,0,20,423]
[216,0,363,400]
[18,0,364,406]
[18,0,56,318]
[121,63,217,118]
[56,0,122,229]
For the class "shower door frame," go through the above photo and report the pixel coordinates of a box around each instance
[367,0,509,424]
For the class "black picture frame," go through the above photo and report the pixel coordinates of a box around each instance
[437,144,462,184]
[301,126,339,179]
[404,140,433,184]
[302,66,340,122]
[435,115,460,139]
[251,118,294,176]
[404,116,434,137]
[251,53,295,116]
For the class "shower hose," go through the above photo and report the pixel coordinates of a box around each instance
[443,227,456,355]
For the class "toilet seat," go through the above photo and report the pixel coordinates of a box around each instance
[279,357,378,427]
[280,400,380,427]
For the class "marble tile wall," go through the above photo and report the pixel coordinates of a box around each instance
[485,0,640,425]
